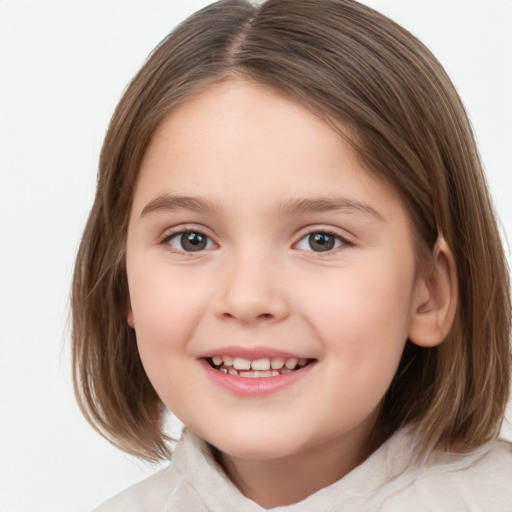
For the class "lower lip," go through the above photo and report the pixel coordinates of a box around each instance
[200,359,314,397]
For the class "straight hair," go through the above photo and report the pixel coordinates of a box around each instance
[72,0,511,461]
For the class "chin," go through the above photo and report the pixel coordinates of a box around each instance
[204,428,309,461]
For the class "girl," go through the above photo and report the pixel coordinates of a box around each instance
[72,0,512,510]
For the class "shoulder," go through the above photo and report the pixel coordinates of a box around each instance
[378,438,512,511]
[92,464,176,512]
[91,430,217,512]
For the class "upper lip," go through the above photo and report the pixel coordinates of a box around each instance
[197,345,314,360]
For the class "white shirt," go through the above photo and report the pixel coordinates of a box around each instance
[94,428,512,511]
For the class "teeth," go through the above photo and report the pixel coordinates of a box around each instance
[285,358,298,369]
[251,358,271,371]
[271,357,285,370]
[239,370,278,378]
[210,355,310,374]
[233,357,251,370]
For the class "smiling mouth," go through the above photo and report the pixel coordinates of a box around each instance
[206,355,314,378]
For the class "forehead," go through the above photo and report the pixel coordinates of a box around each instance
[133,79,406,223]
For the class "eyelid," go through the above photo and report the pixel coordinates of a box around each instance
[156,223,353,255]
[293,226,355,254]
[159,224,218,252]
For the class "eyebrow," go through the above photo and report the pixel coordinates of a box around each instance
[140,194,222,218]
[140,194,385,222]
[279,197,385,221]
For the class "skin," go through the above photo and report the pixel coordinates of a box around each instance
[125,79,451,507]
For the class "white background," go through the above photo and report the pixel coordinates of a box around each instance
[0,1,511,511]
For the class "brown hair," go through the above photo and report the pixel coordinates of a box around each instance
[72,0,511,461]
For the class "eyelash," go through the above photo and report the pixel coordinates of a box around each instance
[159,227,353,255]
[294,229,352,256]
[160,227,217,255]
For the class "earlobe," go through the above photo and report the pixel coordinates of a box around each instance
[127,300,135,329]
[408,237,458,347]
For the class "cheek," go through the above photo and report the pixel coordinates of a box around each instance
[299,255,415,388]
[305,264,413,341]
[128,270,203,409]
[127,262,207,378]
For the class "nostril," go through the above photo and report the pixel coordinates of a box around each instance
[214,289,289,323]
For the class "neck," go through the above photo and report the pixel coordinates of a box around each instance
[214,426,379,509]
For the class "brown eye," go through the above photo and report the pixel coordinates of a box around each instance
[168,231,215,252]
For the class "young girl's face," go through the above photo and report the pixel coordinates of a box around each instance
[126,79,424,467]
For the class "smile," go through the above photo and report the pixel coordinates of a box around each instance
[207,355,312,378]
[199,347,317,396]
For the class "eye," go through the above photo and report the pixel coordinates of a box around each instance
[167,231,216,252]
[295,231,344,253]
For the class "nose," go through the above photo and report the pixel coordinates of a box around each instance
[213,252,290,325]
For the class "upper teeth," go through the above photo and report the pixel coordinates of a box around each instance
[211,355,308,371]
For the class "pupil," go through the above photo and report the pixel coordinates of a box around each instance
[181,232,207,251]
[309,233,335,252]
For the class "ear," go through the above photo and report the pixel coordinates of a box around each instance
[408,237,458,347]
[127,299,135,328]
